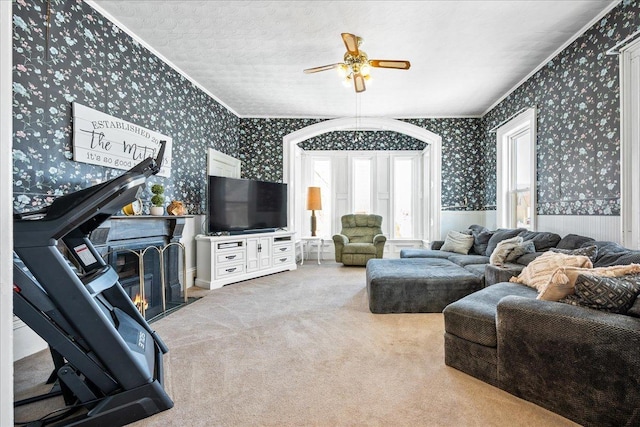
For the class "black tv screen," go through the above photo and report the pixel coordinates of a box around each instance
[208,176,288,234]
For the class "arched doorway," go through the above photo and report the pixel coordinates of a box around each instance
[282,117,441,242]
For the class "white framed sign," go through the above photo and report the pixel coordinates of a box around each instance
[72,102,172,177]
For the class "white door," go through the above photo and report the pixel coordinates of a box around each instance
[207,148,241,178]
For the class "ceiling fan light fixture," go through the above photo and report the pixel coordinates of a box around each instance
[304,33,410,93]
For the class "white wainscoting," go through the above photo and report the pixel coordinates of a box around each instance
[13,318,47,362]
[440,210,496,240]
[536,215,621,243]
[439,212,620,244]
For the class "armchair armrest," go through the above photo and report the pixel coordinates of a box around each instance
[373,234,386,258]
[373,234,386,244]
[332,234,349,262]
[496,296,640,426]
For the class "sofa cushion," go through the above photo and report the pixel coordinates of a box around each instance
[512,251,544,266]
[485,228,526,257]
[443,282,537,347]
[614,251,640,266]
[367,258,482,313]
[627,296,640,317]
[590,241,640,267]
[399,248,451,259]
[470,226,494,256]
[464,263,487,278]
[447,254,491,267]
[518,230,562,252]
[556,233,594,250]
[550,244,598,263]
[561,273,640,314]
[509,251,592,291]
[441,230,475,254]
[342,243,377,255]
[485,263,524,287]
[537,263,640,301]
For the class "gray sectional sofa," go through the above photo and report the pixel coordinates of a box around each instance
[366,226,570,313]
[365,226,640,426]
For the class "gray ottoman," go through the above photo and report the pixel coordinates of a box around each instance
[366,258,483,313]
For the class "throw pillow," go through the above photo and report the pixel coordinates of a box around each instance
[509,251,592,291]
[518,231,562,252]
[440,230,475,255]
[556,234,595,250]
[490,236,523,265]
[471,227,494,256]
[550,245,598,263]
[537,263,640,301]
[504,240,536,262]
[485,228,526,257]
[560,273,640,314]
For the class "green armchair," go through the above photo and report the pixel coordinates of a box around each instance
[333,214,386,266]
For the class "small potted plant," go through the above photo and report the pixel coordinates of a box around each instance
[150,184,165,216]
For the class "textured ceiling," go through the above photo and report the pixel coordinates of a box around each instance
[89,1,617,118]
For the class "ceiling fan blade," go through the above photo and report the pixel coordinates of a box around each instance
[369,59,411,70]
[341,33,360,55]
[303,63,344,74]
[353,72,366,93]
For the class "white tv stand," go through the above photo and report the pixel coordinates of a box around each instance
[195,230,296,289]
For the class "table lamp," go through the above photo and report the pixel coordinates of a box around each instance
[306,187,322,236]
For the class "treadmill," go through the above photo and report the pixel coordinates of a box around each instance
[13,142,174,426]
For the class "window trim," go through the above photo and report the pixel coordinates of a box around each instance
[496,107,537,230]
[621,38,640,249]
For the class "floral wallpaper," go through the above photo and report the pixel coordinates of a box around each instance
[239,117,483,210]
[12,0,239,215]
[481,0,640,216]
[12,0,640,218]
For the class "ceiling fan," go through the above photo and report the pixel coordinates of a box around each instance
[304,33,411,93]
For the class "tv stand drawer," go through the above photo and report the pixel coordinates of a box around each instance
[215,263,245,279]
[216,251,245,264]
[272,243,293,255]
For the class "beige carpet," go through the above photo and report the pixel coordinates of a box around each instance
[15,261,576,426]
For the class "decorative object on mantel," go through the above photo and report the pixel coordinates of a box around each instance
[167,200,187,216]
[150,184,165,216]
[306,187,322,237]
[122,197,143,216]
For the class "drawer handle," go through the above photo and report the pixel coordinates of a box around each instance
[279,247,287,251]
[225,267,237,273]
[279,258,287,262]
[225,255,237,260]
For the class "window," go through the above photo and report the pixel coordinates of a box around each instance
[393,158,413,238]
[301,151,423,239]
[352,158,371,214]
[496,108,536,230]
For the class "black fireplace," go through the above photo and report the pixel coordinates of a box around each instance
[90,216,189,320]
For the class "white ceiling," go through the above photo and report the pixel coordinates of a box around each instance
[89,1,617,119]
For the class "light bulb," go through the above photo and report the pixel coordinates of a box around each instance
[361,63,371,77]
[336,64,349,78]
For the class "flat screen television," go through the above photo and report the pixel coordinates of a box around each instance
[207,175,288,234]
